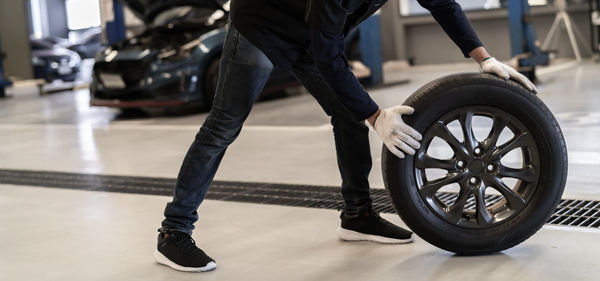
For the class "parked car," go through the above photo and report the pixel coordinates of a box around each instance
[68,28,105,59]
[90,0,361,110]
[31,38,81,82]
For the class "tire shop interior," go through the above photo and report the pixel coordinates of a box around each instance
[1,0,599,280]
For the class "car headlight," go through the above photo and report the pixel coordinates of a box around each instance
[32,56,45,66]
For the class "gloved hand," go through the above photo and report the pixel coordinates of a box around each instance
[369,105,422,158]
[480,57,538,93]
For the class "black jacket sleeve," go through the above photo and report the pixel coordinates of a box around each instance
[417,0,483,57]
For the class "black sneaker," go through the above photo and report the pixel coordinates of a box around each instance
[336,210,414,244]
[154,230,216,272]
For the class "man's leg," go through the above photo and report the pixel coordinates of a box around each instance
[155,26,274,272]
[290,56,413,244]
[290,56,373,215]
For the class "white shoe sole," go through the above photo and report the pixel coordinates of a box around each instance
[154,249,217,272]
[336,227,414,244]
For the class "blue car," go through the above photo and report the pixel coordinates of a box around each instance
[31,38,81,82]
[91,0,360,110]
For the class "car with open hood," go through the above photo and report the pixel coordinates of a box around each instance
[91,0,295,109]
[90,0,362,110]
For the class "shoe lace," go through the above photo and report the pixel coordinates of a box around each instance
[173,233,203,255]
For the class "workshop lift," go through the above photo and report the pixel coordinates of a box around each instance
[358,14,384,86]
[0,35,12,98]
[507,0,550,82]
[104,0,126,45]
[591,0,600,57]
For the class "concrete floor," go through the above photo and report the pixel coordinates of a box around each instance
[1,60,599,280]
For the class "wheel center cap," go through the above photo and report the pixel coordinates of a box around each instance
[469,160,485,174]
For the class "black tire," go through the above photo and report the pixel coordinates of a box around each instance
[202,57,220,110]
[382,73,567,255]
[117,108,148,119]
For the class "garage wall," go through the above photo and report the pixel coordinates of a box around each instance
[46,0,68,38]
[0,0,33,79]
[381,3,593,64]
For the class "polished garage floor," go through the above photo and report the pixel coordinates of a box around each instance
[1,61,599,280]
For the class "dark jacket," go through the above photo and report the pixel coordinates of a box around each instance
[231,0,482,120]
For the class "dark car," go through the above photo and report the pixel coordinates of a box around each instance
[90,0,362,110]
[90,0,292,109]
[31,38,81,82]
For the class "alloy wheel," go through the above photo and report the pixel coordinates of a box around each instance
[414,106,540,228]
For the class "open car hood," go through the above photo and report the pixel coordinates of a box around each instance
[120,0,228,24]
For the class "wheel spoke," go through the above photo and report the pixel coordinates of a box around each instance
[482,115,510,151]
[430,121,468,157]
[415,152,455,170]
[489,177,526,209]
[498,165,538,183]
[458,111,477,152]
[492,132,534,158]
[421,172,465,198]
[416,106,539,228]
[474,186,494,226]
[445,181,472,224]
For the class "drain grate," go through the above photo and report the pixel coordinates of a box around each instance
[436,193,505,210]
[547,199,600,227]
[0,169,597,229]
[0,169,392,213]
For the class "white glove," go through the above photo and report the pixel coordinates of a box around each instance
[369,105,422,158]
[480,57,538,93]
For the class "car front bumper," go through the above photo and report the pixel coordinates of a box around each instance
[90,60,204,108]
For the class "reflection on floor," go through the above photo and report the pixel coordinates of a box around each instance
[1,60,599,280]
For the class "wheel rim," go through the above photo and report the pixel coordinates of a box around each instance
[414,106,540,228]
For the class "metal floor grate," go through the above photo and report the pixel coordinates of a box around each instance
[436,192,505,211]
[0,169,597,228]
[0,169,394,213]
[547,199,600,228]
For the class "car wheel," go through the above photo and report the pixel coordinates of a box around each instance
[202,57,220,110]
[61,74,78,82]
[44,75,53,83]
[382,73,567,255]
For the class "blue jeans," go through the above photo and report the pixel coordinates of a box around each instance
[161,26,373,234]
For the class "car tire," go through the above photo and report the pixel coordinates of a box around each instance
[382,73,568,255]
[61,73,78,82]
[118,108,147,119]
[202,57,220,110]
